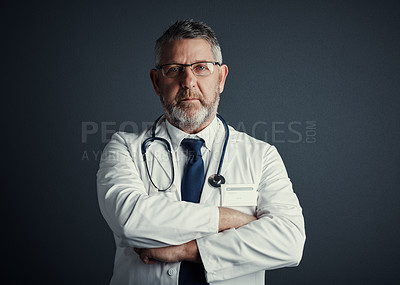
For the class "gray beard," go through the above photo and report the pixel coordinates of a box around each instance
[161,90,220,133]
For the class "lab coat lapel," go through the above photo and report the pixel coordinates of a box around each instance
[151,148,173,181]
[200,129,238,205]
[200,148,222,205]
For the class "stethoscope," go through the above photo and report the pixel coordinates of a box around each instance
[141,113,229,191]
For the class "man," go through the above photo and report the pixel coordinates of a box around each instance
[97,20,305,285]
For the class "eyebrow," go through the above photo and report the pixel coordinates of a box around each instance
[160,60,215,65]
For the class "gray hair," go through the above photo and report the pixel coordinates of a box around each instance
[154,19,223,66]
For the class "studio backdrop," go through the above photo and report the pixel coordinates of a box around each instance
[5,0,400,284]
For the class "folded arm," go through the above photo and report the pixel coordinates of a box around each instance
[136,146,305,283]
[135,207,257,264]
[197,146,305,282]
[97,132,220,248]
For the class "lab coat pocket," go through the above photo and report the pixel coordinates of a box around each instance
[221,184,258,216]
[221,184,258,206]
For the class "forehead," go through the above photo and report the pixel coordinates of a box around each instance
[160,38,214,64]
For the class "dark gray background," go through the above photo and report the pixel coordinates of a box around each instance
[5,0,400,284]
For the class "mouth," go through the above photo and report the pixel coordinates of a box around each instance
[178,90,202,103]
[178,95,201,104]
[181,98,199,102]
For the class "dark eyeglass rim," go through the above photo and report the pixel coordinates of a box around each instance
[155,61,221,70]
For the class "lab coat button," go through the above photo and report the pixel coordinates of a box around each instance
[167,268,177,276]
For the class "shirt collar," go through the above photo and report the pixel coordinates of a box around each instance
[165,116,219,152]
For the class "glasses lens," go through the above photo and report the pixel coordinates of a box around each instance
[162,65,182,78]
[160,62,217,78]
[192,62,213,76]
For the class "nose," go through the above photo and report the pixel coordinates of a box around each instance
[180,67,197,89]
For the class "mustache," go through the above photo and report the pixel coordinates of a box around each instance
[177,90,202,101]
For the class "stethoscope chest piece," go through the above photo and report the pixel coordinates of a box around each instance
[208,174,226,187]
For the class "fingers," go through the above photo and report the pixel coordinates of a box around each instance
[142,255,156,264]
[134,248,156,264]
[133,246,182,264]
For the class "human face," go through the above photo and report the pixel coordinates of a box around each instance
[150,39,228,133]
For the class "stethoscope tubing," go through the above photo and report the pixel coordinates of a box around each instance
[215,113,229,177]
[141,114,229,191]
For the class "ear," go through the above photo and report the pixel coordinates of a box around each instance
[218,64,229,93]
[150,69,161,96]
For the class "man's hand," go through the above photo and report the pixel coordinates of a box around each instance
[218,207,257,232]
[134,240,201,264]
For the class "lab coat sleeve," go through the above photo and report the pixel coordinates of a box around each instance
[196,145,305,283]
[97,132,219,248]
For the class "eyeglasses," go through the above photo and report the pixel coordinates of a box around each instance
[156,61,220,78]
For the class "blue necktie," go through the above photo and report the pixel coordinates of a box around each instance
[180,138,205,203]
[179,138,208,285]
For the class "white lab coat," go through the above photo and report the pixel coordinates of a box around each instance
[97,117,305,285]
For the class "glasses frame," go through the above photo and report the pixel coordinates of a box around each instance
[156,61,221,78]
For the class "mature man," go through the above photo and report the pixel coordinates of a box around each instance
[97,20,305,285]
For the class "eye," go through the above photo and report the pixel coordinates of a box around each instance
[193,64,208,71]
[167,66,180,73]
[163,65,182,77]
